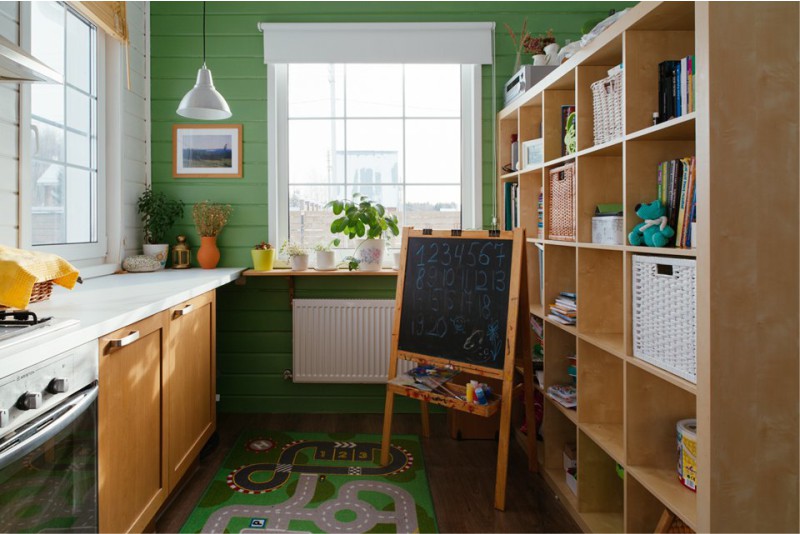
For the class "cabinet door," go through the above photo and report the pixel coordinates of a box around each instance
[98,312,168,534]
[167,290,216,490]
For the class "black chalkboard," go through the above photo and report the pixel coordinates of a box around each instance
[397,236,514,370]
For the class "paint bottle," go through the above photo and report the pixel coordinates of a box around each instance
[466,382,475,403]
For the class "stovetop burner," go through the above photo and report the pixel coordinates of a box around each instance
[0,310,52,326]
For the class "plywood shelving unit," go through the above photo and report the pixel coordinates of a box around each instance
[496,2,799,532]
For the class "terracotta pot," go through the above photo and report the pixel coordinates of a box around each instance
[197,236,220,269]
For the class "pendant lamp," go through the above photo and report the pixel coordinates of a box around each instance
[176,2,231,120]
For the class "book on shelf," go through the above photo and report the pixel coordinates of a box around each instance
[537,186,544,239]
[561,105,576,156]
[504,182,521,231]
[658,56,696,123]
[656,155,696,248]
[547,384,577,409]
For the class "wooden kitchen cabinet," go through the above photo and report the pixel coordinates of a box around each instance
[98,312,169,534]
[166,290,216,491]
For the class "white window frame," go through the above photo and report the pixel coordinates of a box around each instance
[267,63,482,248]
[18,2,119,275]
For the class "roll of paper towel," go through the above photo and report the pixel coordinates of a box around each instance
[677,418,697,491]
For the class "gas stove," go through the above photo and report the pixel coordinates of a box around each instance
[0,310,79,355]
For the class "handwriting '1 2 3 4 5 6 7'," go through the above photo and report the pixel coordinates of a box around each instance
[398,237,514,370]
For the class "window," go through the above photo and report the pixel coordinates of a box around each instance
[25,2,105,261]
[270,63,481,251]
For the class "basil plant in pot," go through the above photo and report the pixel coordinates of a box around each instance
[136,186,185,269]
[326,193,399,271]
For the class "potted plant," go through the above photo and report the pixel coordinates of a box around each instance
[325,193,399,272]
[504,21,556,69]
[136,186,184,269]
[251,241,275,271]
[313,238,340,271]
[192,201,233,269]
[280,240,309,271]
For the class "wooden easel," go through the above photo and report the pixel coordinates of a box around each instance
[380,228,537,511]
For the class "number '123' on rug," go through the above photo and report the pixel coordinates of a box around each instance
[180,431,438,533]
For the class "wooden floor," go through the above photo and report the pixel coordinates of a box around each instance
[155,412,580,533]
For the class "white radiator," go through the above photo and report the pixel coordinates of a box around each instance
[292,299,403,383]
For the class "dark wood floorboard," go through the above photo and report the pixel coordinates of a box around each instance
[155,413,580,533]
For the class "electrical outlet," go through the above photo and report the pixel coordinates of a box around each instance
[215,394,220,402]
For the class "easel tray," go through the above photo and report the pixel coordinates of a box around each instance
[387,382,500,418]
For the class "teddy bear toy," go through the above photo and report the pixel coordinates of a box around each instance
[628,199,675,247]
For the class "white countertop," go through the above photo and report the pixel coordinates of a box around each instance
[0,268,243,375]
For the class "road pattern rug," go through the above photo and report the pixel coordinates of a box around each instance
[181,431,438,533]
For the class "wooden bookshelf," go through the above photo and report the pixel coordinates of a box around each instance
[498,2,799,532]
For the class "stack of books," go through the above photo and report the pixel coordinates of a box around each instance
[547,383,577,409]
[657,156,696,248]
[536,187,544,239]
[657,56,696,123]
[548,292,576,325]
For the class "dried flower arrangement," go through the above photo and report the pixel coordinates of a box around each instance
[193,201,233,237]
[505,19,556,71]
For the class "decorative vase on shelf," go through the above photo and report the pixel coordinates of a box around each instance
[355,239,385,272]
[532,54,548,66]
[142,243,169,270]
[197,236,220,269]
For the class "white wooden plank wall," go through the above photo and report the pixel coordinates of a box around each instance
[0,1,19,247]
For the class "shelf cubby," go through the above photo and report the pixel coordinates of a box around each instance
[626,474,677,533]
[543,242,575,312]
[623,29,695,133]
[625,363,696,529]
[542,89,576,162]
[542,402,578,506]
[518,170,542,235]
[623,139,695,238]
[577,430,624,532]
[575,154,623,245]
[577,248,624,354]
[577,340,623,463]
[542,321,576,391]
[519,103,542,145]
[525,241,544,317]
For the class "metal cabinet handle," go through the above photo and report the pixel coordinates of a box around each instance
[107,330,140,348]
[173,304,193,318]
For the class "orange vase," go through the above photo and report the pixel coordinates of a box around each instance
[197,236,220,269]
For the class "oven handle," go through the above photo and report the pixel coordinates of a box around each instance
[0,384,98,470]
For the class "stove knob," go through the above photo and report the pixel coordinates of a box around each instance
[47,378,69,394]
[17,392,42,410]
[0,409,8,428]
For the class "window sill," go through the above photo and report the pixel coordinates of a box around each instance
[75,262,119,280]
[242,268,398,277]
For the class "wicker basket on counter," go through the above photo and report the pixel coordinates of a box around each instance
[548,162,576,241]
[0,280,54,310]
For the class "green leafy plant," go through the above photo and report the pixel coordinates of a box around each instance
[280,239,307,257]
[313,238,341,252]
[253,241,272,250]
[325,193,399,240]
[193,201,233,237]
[136,186,185,244]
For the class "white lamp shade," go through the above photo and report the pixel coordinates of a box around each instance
[176,65,232,120]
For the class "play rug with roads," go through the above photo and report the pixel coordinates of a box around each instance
[181,431,437,533]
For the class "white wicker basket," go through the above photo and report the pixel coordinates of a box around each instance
[591,70,623,145]
[632,255,697,383]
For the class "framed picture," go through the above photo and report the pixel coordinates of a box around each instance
[520,138,544,170]
[173,124,242,178]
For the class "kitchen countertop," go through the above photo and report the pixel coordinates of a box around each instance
[0,268,243,375]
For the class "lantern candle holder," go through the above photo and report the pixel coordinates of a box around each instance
[172,235,192,269]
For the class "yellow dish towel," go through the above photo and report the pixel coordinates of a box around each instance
[0,246,80,309]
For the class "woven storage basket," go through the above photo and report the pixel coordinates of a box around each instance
[0,280,53,310]
[548,162,576,241]
[591,70,623,145]
[632,255,697,383]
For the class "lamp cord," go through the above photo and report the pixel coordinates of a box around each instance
[202,1,206,65]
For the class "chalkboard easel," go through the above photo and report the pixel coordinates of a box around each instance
[380,228,537,511]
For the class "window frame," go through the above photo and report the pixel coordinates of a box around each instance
[267,63,482,249]
[18,2,110,268]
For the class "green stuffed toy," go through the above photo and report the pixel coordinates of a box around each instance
[628,200,674,247]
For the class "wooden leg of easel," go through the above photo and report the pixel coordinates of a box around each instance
[420,401,430,438]
[494,386,514,511]
[380,390,395,466]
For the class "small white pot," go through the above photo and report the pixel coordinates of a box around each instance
[532,54,548,66]
[315,250,336,270]
[143,243,168,270]
[355,239,385,272]
[290,254,309,271]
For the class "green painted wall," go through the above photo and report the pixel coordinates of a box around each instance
[150,1,633,413]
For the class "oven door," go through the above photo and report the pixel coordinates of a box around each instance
[0,384,98,533]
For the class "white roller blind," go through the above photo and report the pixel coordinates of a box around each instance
[258,22,494,64]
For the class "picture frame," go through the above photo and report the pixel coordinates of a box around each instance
[520,138,544,170]
[173,124,242,178]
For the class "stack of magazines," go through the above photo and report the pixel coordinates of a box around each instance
[547,384,577,409]
[549,292,577,325]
